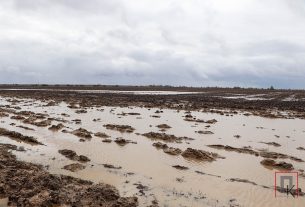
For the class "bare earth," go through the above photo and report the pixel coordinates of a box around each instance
[0,85,305,207]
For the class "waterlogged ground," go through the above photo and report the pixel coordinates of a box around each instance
[0,96,305,207]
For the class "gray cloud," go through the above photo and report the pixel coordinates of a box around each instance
[0,0,305,88]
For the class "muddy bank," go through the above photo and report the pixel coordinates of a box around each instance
[0,144,138,207]
[0,128,42,145]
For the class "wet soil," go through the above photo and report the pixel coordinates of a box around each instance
[104,124,135,133]
[0,128,42,145]
[0,144,138,207]
[1,86,305,207]
[58,149,90,163]
[1,85,305,119]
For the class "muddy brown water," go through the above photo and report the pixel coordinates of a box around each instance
[0,96,305,207]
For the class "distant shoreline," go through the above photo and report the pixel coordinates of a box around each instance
[0,84,303,92]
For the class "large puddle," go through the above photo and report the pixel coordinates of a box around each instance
[0,96,304,207]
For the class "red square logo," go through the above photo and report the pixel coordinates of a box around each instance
[274,171,299,198]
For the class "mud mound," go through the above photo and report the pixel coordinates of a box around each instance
[156,124,171,129]
[142,132,192,143]
[196,130,214,135]
[75,109,87,114]
[114,138,137,146]
[207,144,259,156]
[259,151,303,162]
[48,123,65,131]
[104,124,135,133]
[172,165,189,170]
[63,163,85,172]
[10,115,25,120]
[260,159,294,170]
[94,132,110,138]
[0,144,138,207]
[32,119,52,127]
[58,149,90,163]
[103,164,122,169]
[72,128,92,139]
[152,142,168,149]
[163,147,182,156]
[181,148,222,161]
[0,127,42,145]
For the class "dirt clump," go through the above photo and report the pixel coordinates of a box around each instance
[0,144,138,207]
[0,127,42,145]
[72,128,92,139]
[102,139,112,143]
[58,149,90,163]
[72,119,82,124]
[104,124,135,133]
[10,115,25,120]
[114,138,137,146]
[205,119,217,124]
[133,183,149,196]
[259,151,303,162]
[196,130,214,135]
[172,165,189,170]
[260,159,294,170]
[103,164,122,169]
[152,142,168,149]
[63,163,86,172]
[207,144,260,156]
[208,144,303,162]
[32,119,52,127]
[75,109,87,114]
[15,110,35,116]
[163,147,182,156]
[181,148,222,161]
[48,123,65,131]
[142,132,192,143]
[297,147,305,151]
[119,112,141,116]
[156,124,171,129]
[0,112,9,117]
[45,101,56,106]
[94,132,110,138]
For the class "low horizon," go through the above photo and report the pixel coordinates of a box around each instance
[0,83,304,91]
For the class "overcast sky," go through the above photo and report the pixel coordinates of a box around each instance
[0,0,305,88]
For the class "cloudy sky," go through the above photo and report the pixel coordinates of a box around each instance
[0,0,305,88]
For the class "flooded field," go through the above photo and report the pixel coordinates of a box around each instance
[0,91,304,207]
